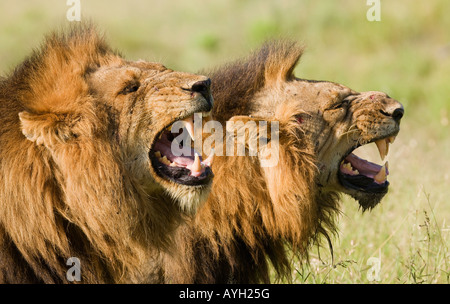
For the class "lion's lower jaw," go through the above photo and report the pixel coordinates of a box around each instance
[168,184,212,215]
[350,190,387,211]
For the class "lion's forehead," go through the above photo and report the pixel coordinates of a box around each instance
[128,60,167,71]
[285,80,354,109]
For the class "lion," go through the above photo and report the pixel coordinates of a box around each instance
[0,25,214,283]
[161,40,404,283]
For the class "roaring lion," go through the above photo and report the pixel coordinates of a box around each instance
[0,25,214,283]
[162,40,404,283]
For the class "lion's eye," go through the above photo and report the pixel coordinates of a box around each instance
[329,99,348,110]
[120,81,140,95]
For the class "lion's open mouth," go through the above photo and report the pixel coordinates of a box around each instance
[150,113,214,186]
[338,136,396,193]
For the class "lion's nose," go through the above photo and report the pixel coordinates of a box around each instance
[191,78,212,107]
[364,91,404,124]
[391,107,404,123]
[383,99,404,123]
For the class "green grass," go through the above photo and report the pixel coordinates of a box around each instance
[0,0,448,284]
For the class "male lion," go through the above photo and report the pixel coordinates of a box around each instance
[0,26,214,283]
[162,40,404,283]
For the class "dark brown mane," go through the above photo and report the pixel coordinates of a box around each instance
[209,40,304,122]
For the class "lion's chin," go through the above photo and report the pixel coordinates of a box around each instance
[167,182,212,215]
[347,189,388,212]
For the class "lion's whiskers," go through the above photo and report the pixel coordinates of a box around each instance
[341,125,359,145]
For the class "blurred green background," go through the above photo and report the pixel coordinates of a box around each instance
[0,0,448,283]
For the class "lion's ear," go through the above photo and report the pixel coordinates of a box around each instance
[263,41,304,87]
[19,111,81,147]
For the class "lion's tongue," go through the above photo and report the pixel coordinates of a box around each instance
[344,153,389,184]
[153,136,198,167]
[153,129,214,177]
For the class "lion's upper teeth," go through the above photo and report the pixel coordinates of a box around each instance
[182,116,195,141]
[203,148,215,167]
[191,153,202,173]
[375,136,396,160]
[375,139,387,160]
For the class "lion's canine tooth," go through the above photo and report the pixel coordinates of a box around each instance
[154,151,161,158]
[203,148,215,166]
[182,116,195,141]
[202,111,211,118]
[192,153,202,173]
[375,139,388,160]
[374,162,387,184]
[385,139,390,157]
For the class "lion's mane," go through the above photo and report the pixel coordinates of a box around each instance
[0,26,184,283]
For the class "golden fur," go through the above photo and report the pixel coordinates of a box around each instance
[162,40,403,283]
[0,25,213,283]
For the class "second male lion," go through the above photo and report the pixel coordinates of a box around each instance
[162,40,404,283]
